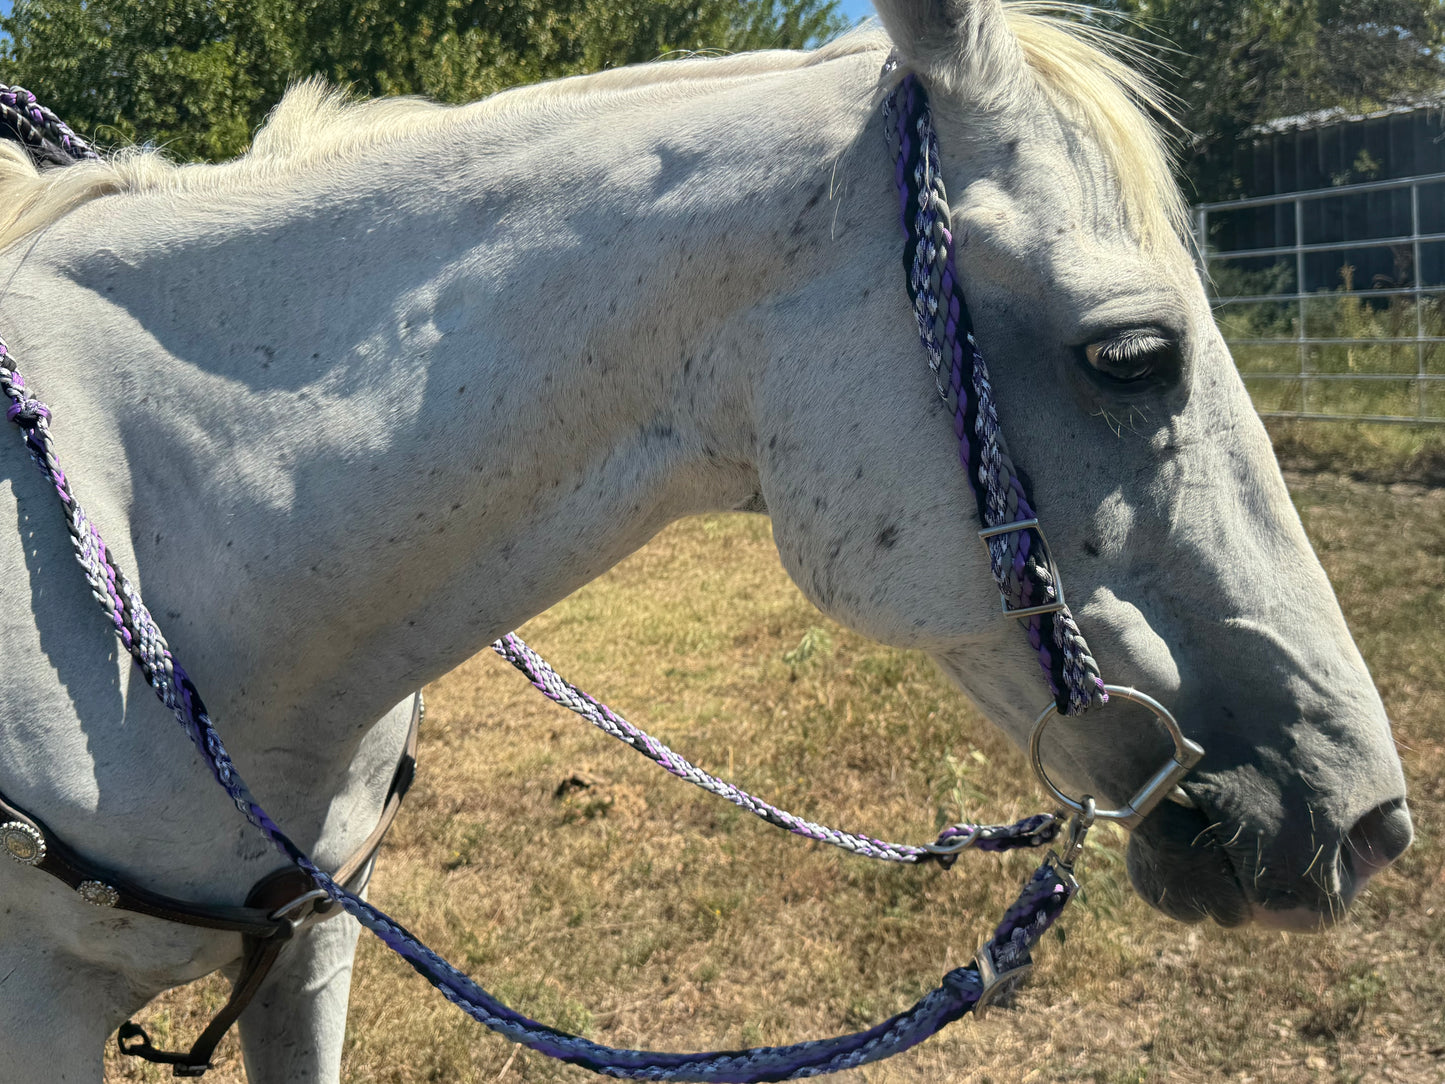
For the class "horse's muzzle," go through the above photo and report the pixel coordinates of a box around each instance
[1124,795,1413,930]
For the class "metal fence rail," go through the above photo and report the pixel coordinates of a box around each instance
[1196,172,1445,425]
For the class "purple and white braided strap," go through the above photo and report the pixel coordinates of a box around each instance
[883,72,1105,717]
[0,84,99,165]
[493,633,1061,864]
[4,342,1077,1078]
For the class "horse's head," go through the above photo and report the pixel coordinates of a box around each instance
[753,0,1410,928]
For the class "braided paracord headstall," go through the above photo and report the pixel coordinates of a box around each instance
[883,69,1105,717]
[0,84,98,167]
[0,68,1095,1080]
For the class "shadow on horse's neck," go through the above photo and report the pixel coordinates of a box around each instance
[23,54,888,753]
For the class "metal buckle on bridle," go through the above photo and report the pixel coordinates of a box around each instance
[1030,686,1204,831]
[978,518,1067,619]
[269,887,335,931]
[921,826,979,864]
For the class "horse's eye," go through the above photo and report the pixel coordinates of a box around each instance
[1081,330,1177,386]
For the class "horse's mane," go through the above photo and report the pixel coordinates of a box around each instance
[0,4,1182,252]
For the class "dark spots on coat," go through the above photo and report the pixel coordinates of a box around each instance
[1082,540,1100,557]
[804,188,823,211]
[457,385,466,394]
[877,525,900,550]
[683,356,692,376]
[768,434,778,450]
[854,466,863,480]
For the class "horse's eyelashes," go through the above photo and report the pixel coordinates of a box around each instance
[1082,331,1175,384]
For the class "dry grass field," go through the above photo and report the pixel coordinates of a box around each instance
[107,443,1444,1084]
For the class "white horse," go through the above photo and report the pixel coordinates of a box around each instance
[0,1,1412,1080]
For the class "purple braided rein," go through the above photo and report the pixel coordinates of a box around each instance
[0,83,99,167]
[0,70,1097,1080]
[492,633,1061,866]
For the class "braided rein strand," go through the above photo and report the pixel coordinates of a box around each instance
[0,83,99,166]
[883,72,1106,717]
[492,632,1062,866]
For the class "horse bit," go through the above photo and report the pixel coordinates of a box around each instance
[0,64,1203,1080]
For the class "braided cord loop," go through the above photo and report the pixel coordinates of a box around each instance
[883,72,1105,717]
[2,337,1073,1078]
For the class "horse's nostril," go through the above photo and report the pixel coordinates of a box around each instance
[1346,797,1413,876]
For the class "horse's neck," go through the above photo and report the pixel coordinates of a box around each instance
[15,55,883,759]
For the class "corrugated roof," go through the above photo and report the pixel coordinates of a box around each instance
[1252,93,1445,136]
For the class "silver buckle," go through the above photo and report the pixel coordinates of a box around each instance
[921,826,978,857]
[269,888,333,927]
[973,936,1034,1017]
[978,518,1067,619]
[1029,686,1205,831]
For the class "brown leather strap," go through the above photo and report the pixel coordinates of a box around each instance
[116,869,314,1076]
[333,700,420,887]
[0,796,299,937]
[0,693,422,1076]
[109,693,423,1075]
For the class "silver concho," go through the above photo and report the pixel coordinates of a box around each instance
[78,880,120,908]
[1,821,47,866]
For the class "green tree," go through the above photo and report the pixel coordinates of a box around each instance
[1,0,848,162]
[1093,0,1445,200]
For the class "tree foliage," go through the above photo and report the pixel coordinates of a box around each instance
[1093,0,1445,199]
[0,0,848,161]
